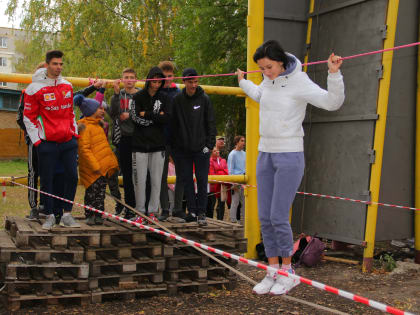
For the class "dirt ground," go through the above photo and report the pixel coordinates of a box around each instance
[0,179,418,314]
[1,256,418,315]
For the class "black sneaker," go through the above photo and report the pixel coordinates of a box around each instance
[94,215,104,225]
[115,205,124,216]
[197,214,207,226]
[124,210,136,220]
[169,210,186,223]
[158,210,169,221]
[185,213,197,223]
[27,208,39,221]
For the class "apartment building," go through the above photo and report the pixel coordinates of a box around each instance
[0,27,27,158]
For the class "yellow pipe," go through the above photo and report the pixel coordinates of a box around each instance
[415,17,420,264]
[303,0,315,73]
[244,0,264,259]
[0,72,246,97]
[0,175,248,187]
[362,0,399,272]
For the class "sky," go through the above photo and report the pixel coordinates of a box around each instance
[0,0,22,28]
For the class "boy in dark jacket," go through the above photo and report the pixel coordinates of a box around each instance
[157,61,181,221]
[130,67,170,222]
[109,68,140,219]
[170,68,217,226]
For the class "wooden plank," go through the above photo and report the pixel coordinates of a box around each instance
[0,230,16,249]
[28,221,48,234]
[13,217,35,234]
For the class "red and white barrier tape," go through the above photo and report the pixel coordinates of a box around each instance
[7,180,414,315]
[209,179,420,213]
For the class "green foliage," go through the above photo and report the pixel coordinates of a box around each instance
[172,0,247,141]
[7,0,248,142]
[379,253,397,272]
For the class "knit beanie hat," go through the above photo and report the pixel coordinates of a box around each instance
[182,67,198,79]
[73,94,100,117]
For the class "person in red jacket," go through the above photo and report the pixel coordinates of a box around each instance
[23,50,80,230]
[206,147,228,219]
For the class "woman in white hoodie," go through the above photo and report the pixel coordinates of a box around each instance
[237,40,344,295]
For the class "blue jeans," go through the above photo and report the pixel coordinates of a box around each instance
[37,137,78,215]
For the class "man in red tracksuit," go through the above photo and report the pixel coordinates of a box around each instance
[23,50,80,230]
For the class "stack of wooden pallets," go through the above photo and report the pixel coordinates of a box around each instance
[0,215,246,311]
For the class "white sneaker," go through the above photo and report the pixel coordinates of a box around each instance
[252,273,275,295]
[270,272,300,295]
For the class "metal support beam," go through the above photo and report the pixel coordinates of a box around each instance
[244,0,264,259]
[0,175,249,187]
[415,13,420,264]
[363,0,399,272]
[0,72,245,97]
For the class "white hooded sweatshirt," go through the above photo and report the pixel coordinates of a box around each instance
[239,54,345,153]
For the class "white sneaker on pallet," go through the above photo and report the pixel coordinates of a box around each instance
[42,214,56,230]
[59,214,81,228]
[252,273,275,295]
[270,271,300,295]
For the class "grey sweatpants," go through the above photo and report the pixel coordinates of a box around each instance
[132,151,165,214]
[256,152,305,258]
[230,186,245,224]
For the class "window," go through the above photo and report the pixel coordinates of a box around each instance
[0,57,6,67]
[0,37,7,48]
[0,82,7,87]
[1,94,20,111]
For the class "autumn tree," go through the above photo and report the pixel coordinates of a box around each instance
[7,0,247,142]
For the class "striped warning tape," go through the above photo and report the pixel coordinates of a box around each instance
[7,180,414,315]
[209,179,420,212]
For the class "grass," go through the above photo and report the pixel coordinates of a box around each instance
[0,160,118,228]
[0,159,28,177]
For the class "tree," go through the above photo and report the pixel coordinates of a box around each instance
[172,0,247,145]
[7,0,248,143]
[6,0,177,78]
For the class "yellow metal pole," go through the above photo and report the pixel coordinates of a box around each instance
[362,0,399,272]
[0,73,245,97]
[303,0,315,72]
[0,175,248,187]
[244,0,264,259]
[415,17,420,264]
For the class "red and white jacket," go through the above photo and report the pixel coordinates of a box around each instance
[23,68,78,146]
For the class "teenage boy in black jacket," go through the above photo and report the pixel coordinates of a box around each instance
[170,68,217,226]
[157,61,181,221]
[130,67,170,222]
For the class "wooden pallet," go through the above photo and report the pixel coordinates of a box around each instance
[164,266,207,282]
[166,252,209,270]
[91,284,167,303]
[4,278,89,295]
[166,219,243,240]
[101,219,150,246]
[89,257,165,277]
[5,216,118,249]
[0,230,84,264]
[3,292,90,311]
[84,242,163,262]
[166,277,236,296]
[89,270,164,290]
[3,262,89,280]
[1,215,245,311]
